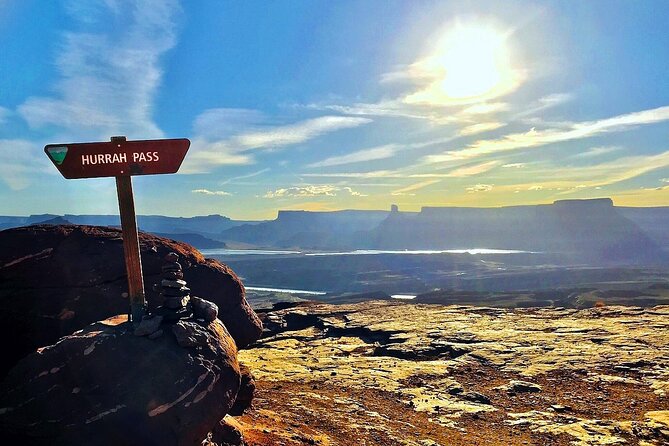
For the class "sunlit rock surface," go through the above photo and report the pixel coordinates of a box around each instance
[235,302,669,445]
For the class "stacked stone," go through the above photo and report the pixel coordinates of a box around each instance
[157,252,193,321]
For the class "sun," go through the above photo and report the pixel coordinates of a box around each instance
[405,22,524,106]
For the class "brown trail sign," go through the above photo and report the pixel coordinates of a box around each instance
[45,137,189,179]
[45,136,190,323]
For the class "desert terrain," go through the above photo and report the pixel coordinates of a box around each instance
[234,301,669,446]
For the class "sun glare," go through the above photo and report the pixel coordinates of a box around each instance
[406,22,524,106]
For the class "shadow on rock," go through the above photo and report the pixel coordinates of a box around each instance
[0,315,241,445]
[0,224,263,377]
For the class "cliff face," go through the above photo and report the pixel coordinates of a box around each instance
[235,302,669,446]
[215,200,669,265]
[619,206,669,250]
[371,199,666,264]
[220,210,390,248]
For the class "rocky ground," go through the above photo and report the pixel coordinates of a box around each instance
[234,301,669,446]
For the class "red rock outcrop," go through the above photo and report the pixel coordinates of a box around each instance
[229,363,256,416]
[0,224,262,376]
[0,315,241,445]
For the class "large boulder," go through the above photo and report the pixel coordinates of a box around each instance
[0,224,262,376]
[229,363,256,416]
[0,315,241,445]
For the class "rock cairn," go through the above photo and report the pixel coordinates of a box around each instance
[135,252,220,338]
[157,252,194,321]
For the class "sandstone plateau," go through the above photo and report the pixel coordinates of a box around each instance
[234,301,669,446]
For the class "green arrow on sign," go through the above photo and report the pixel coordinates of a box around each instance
[46,146,68,165]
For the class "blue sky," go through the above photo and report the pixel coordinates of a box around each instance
[1,0,669,219]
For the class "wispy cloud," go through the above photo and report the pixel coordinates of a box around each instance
[458,121,506,136]
[0,139,52,190]
[460,102,509,115]
[308,135,462,170]
[185,112,372,173]
[181,139,254,174]
[571,145,621,159]
[192,189,232,196]
[308,99,503,126]
[421,152,461,165]
[192,109,372,149]
[234,116,371,150]
[445,160,500,177]
[264,185,365,198]
[446,105,669,160]
[466,184,494,193]
[513,93,572,118]
[302,170,398,179]
[305,85,515,130]
[493,150,669,193]
[308,144,399,168]
[308,100,441,122]
[221,167,271,185]
[18,0,180,139]
[341,187,366,197]
[301,162,500,179]
[391,179,440,196]
[192,108,266,140]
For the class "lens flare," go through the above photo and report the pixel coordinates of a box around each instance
[405,22,524,106]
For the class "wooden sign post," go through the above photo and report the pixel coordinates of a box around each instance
[45,136,190,323]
